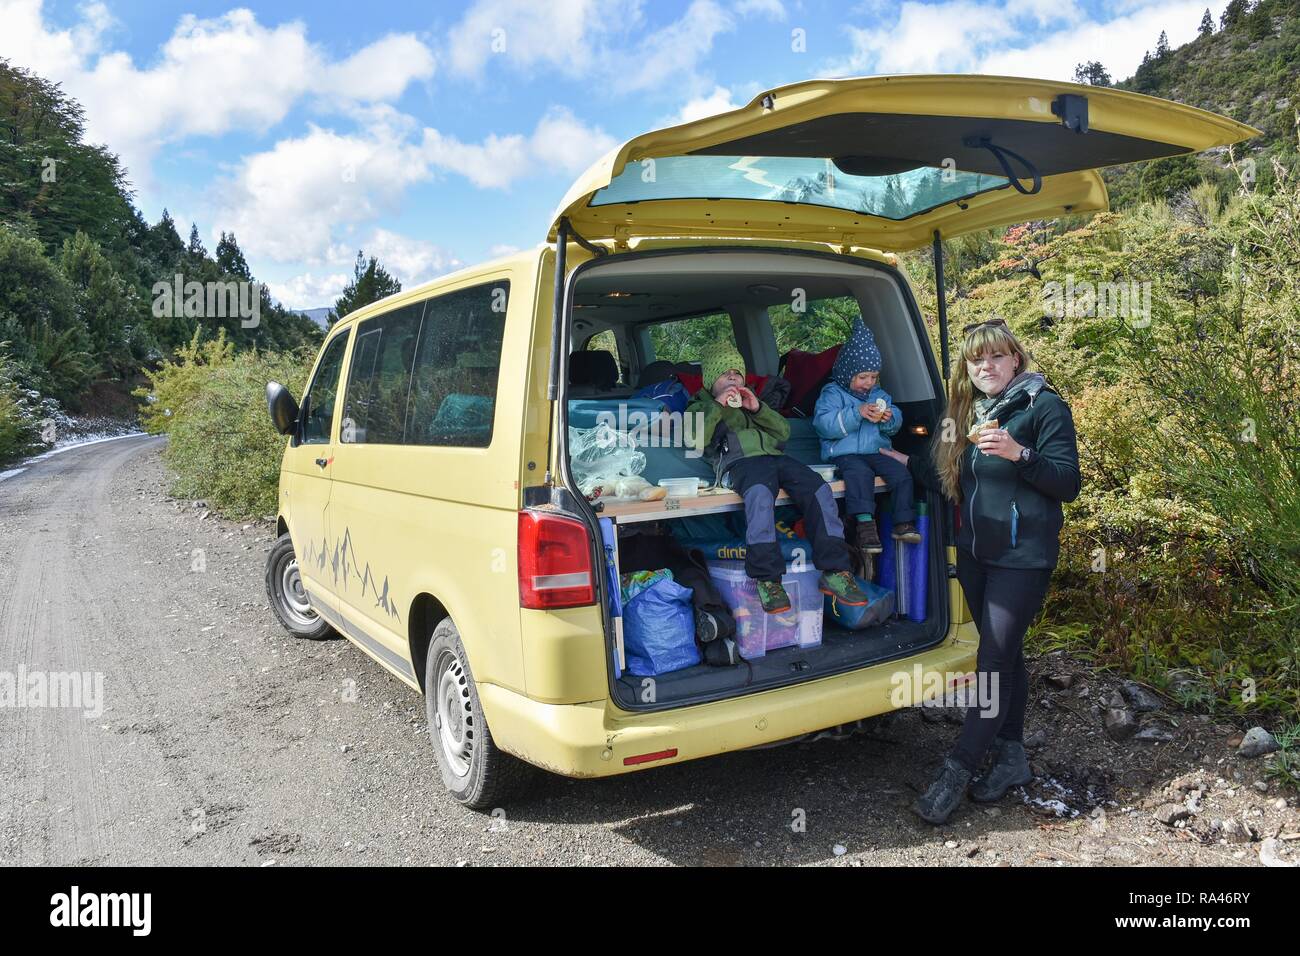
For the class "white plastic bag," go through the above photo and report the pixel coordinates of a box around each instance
[569,423,647,498]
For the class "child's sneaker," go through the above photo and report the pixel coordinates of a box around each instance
[756,579,792,614]
[818,570,869,607]
[892,521,922,544]
[855,519,883,554]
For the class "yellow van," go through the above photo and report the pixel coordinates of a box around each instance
[263,75,1255,809]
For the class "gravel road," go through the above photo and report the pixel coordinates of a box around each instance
[0,436,1294,866]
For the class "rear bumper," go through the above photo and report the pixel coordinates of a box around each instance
[479,625,978,778]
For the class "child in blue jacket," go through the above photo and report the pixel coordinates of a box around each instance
[813,316,922,556]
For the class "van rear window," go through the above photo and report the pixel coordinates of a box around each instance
[590,155,1008,221]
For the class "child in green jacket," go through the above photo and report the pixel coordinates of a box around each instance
[685,341,869,613]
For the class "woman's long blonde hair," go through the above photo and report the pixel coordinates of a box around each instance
[930,322,1034,503]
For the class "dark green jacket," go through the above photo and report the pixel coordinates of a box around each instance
[909,387,1081,569]
[687,389,790,476]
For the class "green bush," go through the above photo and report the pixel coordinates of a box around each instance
[913,172,1300,718]
[138,330,311,518]
[0,344,49,466]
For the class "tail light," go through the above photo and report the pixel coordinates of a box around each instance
[518,511,596,609]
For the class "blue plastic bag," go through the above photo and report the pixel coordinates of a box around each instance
[623,578,700,677]
[824,576,895,630]
[632,379,689,414]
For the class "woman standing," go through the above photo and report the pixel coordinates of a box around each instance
[880,318,1081,825]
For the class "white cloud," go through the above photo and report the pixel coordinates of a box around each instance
[978,1,1226,81]
[446,0,734,96]
[218,106,614,267]
[0,2,436,188]
[268,229,461,309]
[445,0,641,78]
[318,33,437,100]
[220,117,432,264]
[266,271,352,310]
[528,107,619,173]
[825,1,1022,75]
[665,85,740,125]
[361,228,461,284]
[734,0,787,20]
[822,0,1226,80]
[613,0,734,94]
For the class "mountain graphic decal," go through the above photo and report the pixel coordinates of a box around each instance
[302,527,401,622]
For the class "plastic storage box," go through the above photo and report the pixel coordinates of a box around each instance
[706,560,823,659]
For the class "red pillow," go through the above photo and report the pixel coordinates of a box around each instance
[783,344,842,415]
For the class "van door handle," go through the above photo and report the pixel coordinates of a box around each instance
[315,458,328,469]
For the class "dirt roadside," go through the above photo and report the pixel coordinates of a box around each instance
[0,436,1294,866]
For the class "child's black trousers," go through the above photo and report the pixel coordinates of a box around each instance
[727,455,853,581]
[831,451,916,522]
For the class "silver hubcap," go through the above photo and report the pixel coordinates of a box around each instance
[435,654,473,777]
[279,558,318,628]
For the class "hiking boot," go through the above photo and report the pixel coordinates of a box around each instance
[703,636,739,667]
[911,756,972,825]
[819,570,869,607]
[892,521,922,544]
[695,609,720,643]
[855,519,883,554]
[756,579,792,614]
[969,738,1033,802]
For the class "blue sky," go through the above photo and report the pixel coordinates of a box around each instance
[2,0,1228,308]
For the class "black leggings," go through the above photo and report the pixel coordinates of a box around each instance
[951,548,1054,773]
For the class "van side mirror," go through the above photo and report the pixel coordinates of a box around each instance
[266,382,300,435]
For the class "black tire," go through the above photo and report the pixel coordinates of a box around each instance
[265,532,334,640]
[425,617,534,811]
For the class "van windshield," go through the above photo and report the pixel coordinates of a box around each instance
[589,155,1009,220]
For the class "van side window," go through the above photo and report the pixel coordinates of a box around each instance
[340,303,424,445]
[584,330,623,384]
[647,311,732,364]
[405,281,508,448]
[770,295,860,354]
[300,330,351,444]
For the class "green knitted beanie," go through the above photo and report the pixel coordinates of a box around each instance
[700,341,746,391]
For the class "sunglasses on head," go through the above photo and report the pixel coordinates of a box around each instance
[962,317,1009,335]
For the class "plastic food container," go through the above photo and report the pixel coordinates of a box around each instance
[657,477,699,498]
[706,560,824,659]
[810,464,836,482]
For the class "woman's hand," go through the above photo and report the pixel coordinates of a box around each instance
[976,427,1024,462]
[879,446,909,466]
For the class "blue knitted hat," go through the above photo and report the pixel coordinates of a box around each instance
[831,316,882,392]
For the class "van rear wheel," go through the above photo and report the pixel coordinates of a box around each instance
[425,618,533,811]
[265,533,334,640]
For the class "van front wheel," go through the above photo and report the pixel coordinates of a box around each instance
[265,533,333,640]
[425,618,533,811]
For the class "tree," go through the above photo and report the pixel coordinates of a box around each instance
[1199,8,1214,36]
[0,224,92,399]
[187,224,207,260]
[1246,0,1275,40]
[1073,61,1112,86]
[1156,30,1171,57]
[214,231,251,280]
[1220,0,1248,29]
[148,210,185,266]
[0,59,136,257]
[60,231,140,377]
[330,251,401,325]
